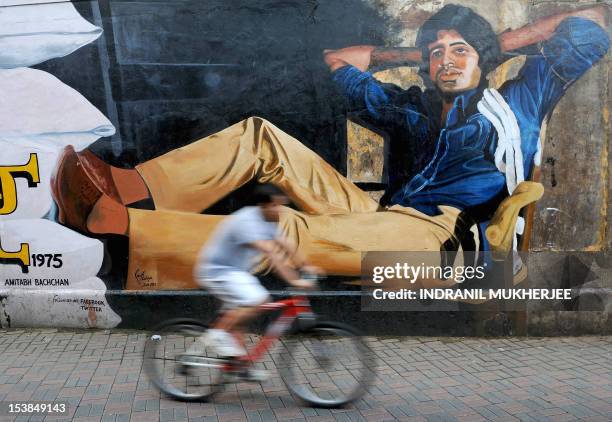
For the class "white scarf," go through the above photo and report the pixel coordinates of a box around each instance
[477,89,541,273]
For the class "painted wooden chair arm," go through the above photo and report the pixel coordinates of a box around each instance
[485,181,544,260]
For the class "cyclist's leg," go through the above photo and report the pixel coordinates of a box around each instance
[197,268,269,357]
[213,306,260,332]
[136,116,378,215]
[206,271,270,382]
[210,306,259,355]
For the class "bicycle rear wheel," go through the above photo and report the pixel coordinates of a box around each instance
[279,321,376,408]
[143,318,226,401]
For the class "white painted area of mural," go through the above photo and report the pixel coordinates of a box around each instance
[0,68,115,152]
[0,280,122,329]
[0,0,121,328]
[0,67,116,220]
[0,218,120,329]
[0,219,104,283]
[0,0,103,68]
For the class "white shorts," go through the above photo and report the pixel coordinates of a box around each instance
[197,268,269,309]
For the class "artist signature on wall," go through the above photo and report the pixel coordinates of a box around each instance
[134,269,155,287]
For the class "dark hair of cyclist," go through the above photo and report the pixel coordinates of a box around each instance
[252,184,286,205]
[415,4,502,86]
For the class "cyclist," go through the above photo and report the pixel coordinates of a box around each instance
[193,184,321,378]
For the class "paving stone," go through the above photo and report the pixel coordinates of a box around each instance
[0,329,609,421]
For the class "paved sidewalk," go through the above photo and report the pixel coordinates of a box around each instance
[0,330,610,422]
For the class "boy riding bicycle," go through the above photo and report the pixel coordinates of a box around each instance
[193,184,321,379]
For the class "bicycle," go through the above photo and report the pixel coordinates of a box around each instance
[143,283,376,407]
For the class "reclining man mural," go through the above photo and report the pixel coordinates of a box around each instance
[50,4,609,290]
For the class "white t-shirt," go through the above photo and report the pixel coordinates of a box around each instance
[196,206,277,278]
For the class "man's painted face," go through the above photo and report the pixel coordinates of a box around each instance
[428,30,482,94]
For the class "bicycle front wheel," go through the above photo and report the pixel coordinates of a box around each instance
[143,318,226,401]
[279,321,376,408]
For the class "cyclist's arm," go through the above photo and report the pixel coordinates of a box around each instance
[275,238,324,276]
[274,238,306,268]
[251,240,313,289]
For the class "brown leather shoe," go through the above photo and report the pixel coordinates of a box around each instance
[51,145,121,234]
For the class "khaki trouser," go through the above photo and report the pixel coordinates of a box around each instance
[126,117,461,290]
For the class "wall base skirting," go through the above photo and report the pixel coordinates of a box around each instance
[1,288,609,336]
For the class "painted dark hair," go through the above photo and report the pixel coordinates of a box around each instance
[415,4,501,86]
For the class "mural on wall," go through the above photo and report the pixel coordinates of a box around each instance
[0,0,609,327]
[0,0,120,328]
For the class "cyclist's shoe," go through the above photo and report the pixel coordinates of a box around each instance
[206,329,246,357]
[238,368,269,383]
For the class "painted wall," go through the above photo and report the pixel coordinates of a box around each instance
[0,0,610,333]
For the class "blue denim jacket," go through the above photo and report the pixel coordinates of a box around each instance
[333,17,609,220]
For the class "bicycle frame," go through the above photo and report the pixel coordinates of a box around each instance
[223,295,313,370]
[146,289,373,406]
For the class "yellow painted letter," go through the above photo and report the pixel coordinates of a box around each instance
[0,153,40,215]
